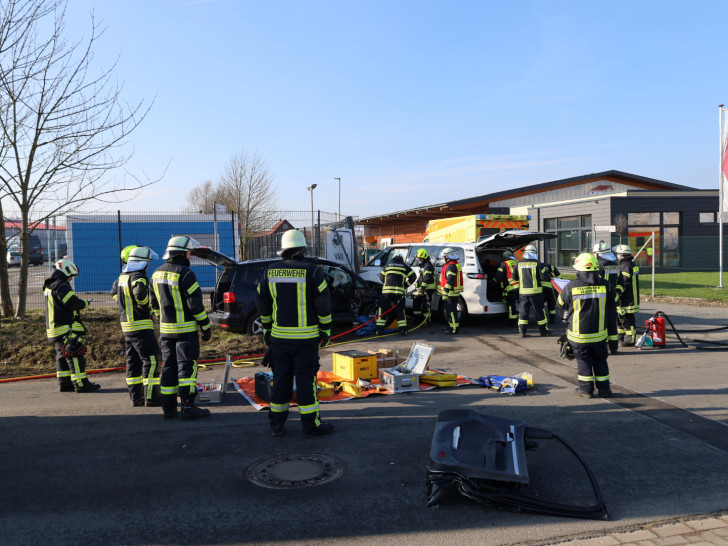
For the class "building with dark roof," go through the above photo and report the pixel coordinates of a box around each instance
[359,170,720,268]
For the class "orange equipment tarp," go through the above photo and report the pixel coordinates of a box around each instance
[234,370,477,411]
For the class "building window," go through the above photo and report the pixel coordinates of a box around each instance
[543,214,592,268]
[700,212,716,223]
[624,212,680,268]
[628,212,660,225]
[662,212,679,224]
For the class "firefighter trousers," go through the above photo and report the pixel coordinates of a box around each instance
[267,341,323,433]
[53,340,91,390]
[412,290,434,323]
[573,341,610,394]
[618,312,637,344]
[542,286,557,323]
[518,293,548,334]
[125,330,162,403]
[442,293,460,333]
[160,333,200,413]
[504,289,519,321]
[606,306,619,352]
[376,293,405,332]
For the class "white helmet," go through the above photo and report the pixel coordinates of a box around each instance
[163,236,200,259]
[523,243,537,254]
[125,246,159,272]
[279,229,307,256]
[54,258,79,277]
[613,244,632,256]
[592,241,610,253]
[441,247,459,261]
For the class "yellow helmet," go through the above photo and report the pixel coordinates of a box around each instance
[120,245,139,263]
[416,248,429,259]
[573,253,599,272]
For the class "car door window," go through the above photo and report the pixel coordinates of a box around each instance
[385,248,408,265]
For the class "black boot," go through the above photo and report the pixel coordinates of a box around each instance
[161,393,178,419]
[75,378,101,393]
[180,393,210,421]
[540,327,550,337]
[399,327,408,337]
[609,341,619,355]
[58,379,74,392]
[269,410,288,437]
[129,384,145,407]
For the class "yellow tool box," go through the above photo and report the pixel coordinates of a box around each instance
[333,350,378,381]
[419,371,457,387]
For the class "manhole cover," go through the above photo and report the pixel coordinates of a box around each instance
[246,453,345,489]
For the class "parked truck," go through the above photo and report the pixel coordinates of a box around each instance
[424,214,530,243]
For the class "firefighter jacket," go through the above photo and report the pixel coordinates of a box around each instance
[437,260,463,296]
[494,258,519,293]
[512,258,544,295]
[539,262,561,288]
[43,269,89,340]
[378,256,416,296]
[597,256,622,295]
[415,258,436,293]
[112,270,154,334]
[256,258,332,343]
[617,256,640,313]
[557,271,615,345]
[150,256,211,338]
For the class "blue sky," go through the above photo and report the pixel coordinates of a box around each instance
[64,0,728,218]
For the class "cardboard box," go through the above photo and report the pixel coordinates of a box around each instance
[333,350,378,381]
[367,349,398,369]
[378,342,434,393]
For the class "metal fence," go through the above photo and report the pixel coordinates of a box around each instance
[2,209,342,311]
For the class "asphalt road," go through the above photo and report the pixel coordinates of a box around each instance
[1,301,727,545]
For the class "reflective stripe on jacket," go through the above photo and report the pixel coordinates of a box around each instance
[256,258,332,342]
[557,278,608,344]
[437,260,463,296]
[513,259,543,295]
[114,271,154,333]
[416,259,436,291]
[378,259,416,295]
[42,269,88,340]
[617,257,640,313]
[151,260,210,337]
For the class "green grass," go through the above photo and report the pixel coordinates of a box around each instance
[560,272,728,303]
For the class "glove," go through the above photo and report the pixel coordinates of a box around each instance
[84,299,92,308]
[261,347,272,368]
[319,329,331,348]
[201,328,212,342]
[263,329,272,347]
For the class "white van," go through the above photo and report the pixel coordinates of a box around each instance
[359,231,556,323]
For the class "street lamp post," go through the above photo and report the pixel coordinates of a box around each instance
[333,177,341,221]
[307,184,317,251]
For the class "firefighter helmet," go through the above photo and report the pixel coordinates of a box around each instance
[573,253,599,272]
[441,247,459,261]
[592,241,610,253]
[613,244,632,256]
[163,236,200,259]
[128,246,159,262]
[416,248,429,260]
[120,245,139,263]
[280,229,307,251]
[523,243,537,254]
[502,251,515,260]
[54,258,79,277]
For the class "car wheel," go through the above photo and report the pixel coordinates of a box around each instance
[361,301,378,320]
[246,312,264,336]
[440,296,468,325]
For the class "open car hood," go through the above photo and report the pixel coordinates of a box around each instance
[476,230,556,251]
[191,246,239,268]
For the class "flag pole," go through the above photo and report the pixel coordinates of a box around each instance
[720,105,725,289]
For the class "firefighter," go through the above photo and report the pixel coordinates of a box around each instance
[256,229,334,437]
[557,253,614,398]
[438,247,463,334]
[43,259,99,393]
[151,236,212,420]
[494,250,519,324]
[593,241,622,354]
[614,243,640,346]
[530,244,561,324]
[376,253,416,336]
[512,245,549,337]
[111,246,163,407]
[412,248,436,325]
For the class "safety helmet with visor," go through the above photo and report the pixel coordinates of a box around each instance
[573,253,599,272]
[592,241,610,253]
[163,236,200,259]
[613,244,632,256]
[440,247,459,261]
[278,229,307,257]
[120,245,139,264]
[54,258,80,278]
[416,248,429,260]
[124,246,160,272]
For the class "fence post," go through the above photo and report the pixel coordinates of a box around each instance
[652,231,655,298]
[117,210,123,269]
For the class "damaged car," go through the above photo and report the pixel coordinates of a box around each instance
[192,247,382,335]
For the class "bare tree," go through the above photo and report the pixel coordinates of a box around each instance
[217,150,277,260]
[0,0,156,317]
[614,213,628,243]
[184,180,218,213]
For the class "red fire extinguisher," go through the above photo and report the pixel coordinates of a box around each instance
[644,313,667,347]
